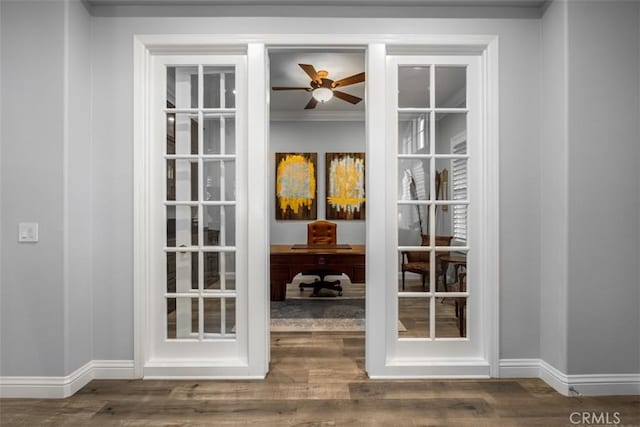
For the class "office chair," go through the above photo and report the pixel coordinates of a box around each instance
[299,220,343,296]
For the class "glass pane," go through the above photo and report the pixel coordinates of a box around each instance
[204,298,221,334]
[436,298,467,338]
[436,201,468,247]
[433,158,467,203]
[225,298,236,335]
[166,252,198,293]
[225,73,236,109]
[204,252,220,290]
[398,249,432,293]
[166,66,198,109]
[167,297,199,339]
[167,159,198,201]
[204,205,236,246]
[166,206,198,247]
[204,252,236,291]
[204,160,236,201]
[398,159,430,201]
[398,66,430,108]
[167,113,198,155]
[224,253,236,290]
[398,297,430,338]
[436,249,467,293]
[203,115,235,155]
[203,66,236,109]
[397,204,429,246]
[398,112,429,154]
[435,66,466,108]
[166,112,176,153]
[435,113,467,154]
[453,203,468,243]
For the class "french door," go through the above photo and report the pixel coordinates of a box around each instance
[134,40,496,379]
[379,54,490,376]
[145,54,252,376]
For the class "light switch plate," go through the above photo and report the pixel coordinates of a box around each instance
[18,222,39,243]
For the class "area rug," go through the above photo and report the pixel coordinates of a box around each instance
[270,292,406,332]
[271,298,365,320]
[285,279,365,300]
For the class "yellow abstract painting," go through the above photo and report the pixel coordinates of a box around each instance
[326,152,365,220]
[275,153,317,220]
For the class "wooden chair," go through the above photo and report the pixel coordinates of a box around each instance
[451,272,467,337]
[307,220,337,245]
[401,235,452,290]
[299,220,343,296]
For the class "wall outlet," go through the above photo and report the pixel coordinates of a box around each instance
[18,222,38,243]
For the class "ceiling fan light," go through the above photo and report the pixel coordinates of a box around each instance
[312,87,333,103]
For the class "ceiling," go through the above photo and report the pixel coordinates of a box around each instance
[269,50,467,116]
[269,51,366,113]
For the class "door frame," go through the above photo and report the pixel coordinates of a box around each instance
[133,33,499,379]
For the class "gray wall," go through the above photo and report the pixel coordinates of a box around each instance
[1,0,66,376]
[2,0,637,385]
[539,0,569,373]
[66,0,93,375]
[0,0,93,377]
[0,3,544,375]
[269,121,366,245]
[90,15,542,362]
[539,0,640,377]
[565,0,640,376]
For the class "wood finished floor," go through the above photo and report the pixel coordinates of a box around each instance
[1,332,638,426]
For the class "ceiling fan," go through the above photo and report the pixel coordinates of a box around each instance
[272,63,365,110]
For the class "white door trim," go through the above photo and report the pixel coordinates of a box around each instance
[133,33,499,379]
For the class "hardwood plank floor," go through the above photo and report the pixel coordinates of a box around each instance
[1,332,638,426]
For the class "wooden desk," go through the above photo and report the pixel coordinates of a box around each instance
[270,244,366,301]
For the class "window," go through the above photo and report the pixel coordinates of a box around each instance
[451,139,467,243]
[417,116,426,150]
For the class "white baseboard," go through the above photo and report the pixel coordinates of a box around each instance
[500,358,640,396]
[3,358,637,398]
[538,360,571,395]
[0,360,136,399]
[498,358,540,378]
[92,360,136,380]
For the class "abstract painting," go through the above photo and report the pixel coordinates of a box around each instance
[326,152,365,220]
[275,153,317,220]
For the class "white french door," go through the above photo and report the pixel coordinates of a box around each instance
[134,39,496,380]
[145,54,251,376]
[378,54,490,376]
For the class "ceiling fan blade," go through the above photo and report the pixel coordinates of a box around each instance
[332,72,365,88]
[299,64,320,83]
[272,86,311,91]
[304,97,318,110]
[333,90,362,105]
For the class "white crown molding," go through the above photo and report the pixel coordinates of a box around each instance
[87,0,546,5]
[270,110,365,122]
[499,359,640,397]
[0,360,135,399]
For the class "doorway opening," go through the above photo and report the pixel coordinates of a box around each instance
[267,48,368,356]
